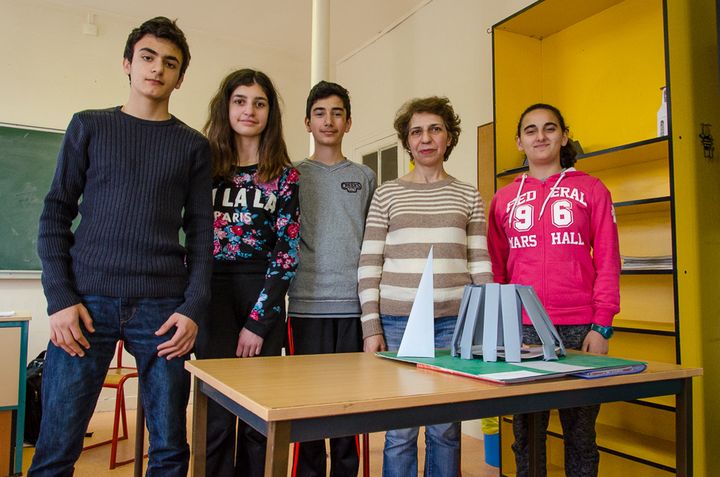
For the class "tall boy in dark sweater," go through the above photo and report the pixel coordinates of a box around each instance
[29,17,212,477]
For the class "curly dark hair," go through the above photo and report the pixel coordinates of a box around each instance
[393,96,461,161]
[516,103,577,168]
[124,17,191,78]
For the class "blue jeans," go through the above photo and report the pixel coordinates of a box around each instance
[28,296,191,477]
[381,315,460,477]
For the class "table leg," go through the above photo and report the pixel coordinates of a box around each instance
[528,412,542,477]
[191,378,208,477]
[14,321,29,477]
[264,421,291,477]
[676,378,693,477]
[134,391,144,477]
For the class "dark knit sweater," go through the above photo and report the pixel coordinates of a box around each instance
[38,107,213,321]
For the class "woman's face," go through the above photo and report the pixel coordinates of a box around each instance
[516,108,568,167]
[228,83,269,139]
[407,112,451,168]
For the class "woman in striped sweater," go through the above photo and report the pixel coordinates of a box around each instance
[358,96,493,477]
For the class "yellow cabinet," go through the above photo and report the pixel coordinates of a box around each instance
[492,0,720,475]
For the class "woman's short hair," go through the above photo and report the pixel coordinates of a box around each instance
[393,96,461,161]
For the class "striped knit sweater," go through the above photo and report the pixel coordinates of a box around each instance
[358,176,493,338]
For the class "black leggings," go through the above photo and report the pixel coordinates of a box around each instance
[195,272,286,477]
[512,324,600,477]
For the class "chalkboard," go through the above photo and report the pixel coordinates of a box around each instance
[0,124,64,271]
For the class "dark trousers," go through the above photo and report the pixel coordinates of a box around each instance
[195,272,286,477]
[512,324,600,477]
[287,316,362,477]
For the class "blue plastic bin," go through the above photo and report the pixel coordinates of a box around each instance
[484,432,500,467]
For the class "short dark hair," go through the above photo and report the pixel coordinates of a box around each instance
[516,103,577,168]
[305,81,351,120]
[124,17,191,78]
[393,96,461,161]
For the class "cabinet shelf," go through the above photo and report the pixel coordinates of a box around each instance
[500,468,566,477]
[580,422,675,472]
[575,136,669,171]
[501,416,676,472]
[628,398,676,413]
[614,318,676,336]
[621,268,673,275]
[615,196,670,212]
[497,137,669,178]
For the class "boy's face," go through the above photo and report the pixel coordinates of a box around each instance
[122,34,184,103]
[305,95,351,147]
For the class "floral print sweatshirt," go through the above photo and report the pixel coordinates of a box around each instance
[212,165,300,338]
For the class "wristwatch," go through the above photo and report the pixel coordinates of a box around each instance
[591,324,614,340]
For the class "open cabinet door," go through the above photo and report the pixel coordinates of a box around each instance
[476,122,494,207]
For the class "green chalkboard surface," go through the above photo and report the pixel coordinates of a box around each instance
[0,124,64,271]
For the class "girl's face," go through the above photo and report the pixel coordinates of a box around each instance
[228,83,269,139]
[407,112,451,168]
[516,108,568,167]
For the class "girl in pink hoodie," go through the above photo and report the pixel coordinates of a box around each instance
[488,104,620,477]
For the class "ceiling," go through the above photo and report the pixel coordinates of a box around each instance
[44,0,425,63]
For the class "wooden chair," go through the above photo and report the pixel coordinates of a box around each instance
[83,340,139,469]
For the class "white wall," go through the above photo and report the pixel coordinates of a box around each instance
[0,0,311,137]
[336,0,533,185]
[0,0,310,409]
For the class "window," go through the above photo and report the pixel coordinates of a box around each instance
[362,145,399,184]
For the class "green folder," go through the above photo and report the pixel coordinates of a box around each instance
[377,349,646,384]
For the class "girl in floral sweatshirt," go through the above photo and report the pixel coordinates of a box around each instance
[488,103,620,477]
[197,68,300,477]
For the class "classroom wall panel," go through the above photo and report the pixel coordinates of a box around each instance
[0,0,309,154]
[335,0,536,187]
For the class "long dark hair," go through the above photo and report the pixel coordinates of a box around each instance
[516,103,577,168]
[204,69,291,182]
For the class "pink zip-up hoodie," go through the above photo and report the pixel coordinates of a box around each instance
[487,168,620,327]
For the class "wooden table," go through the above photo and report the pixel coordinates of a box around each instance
[186,352,701,477]
[0,312,30,477]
